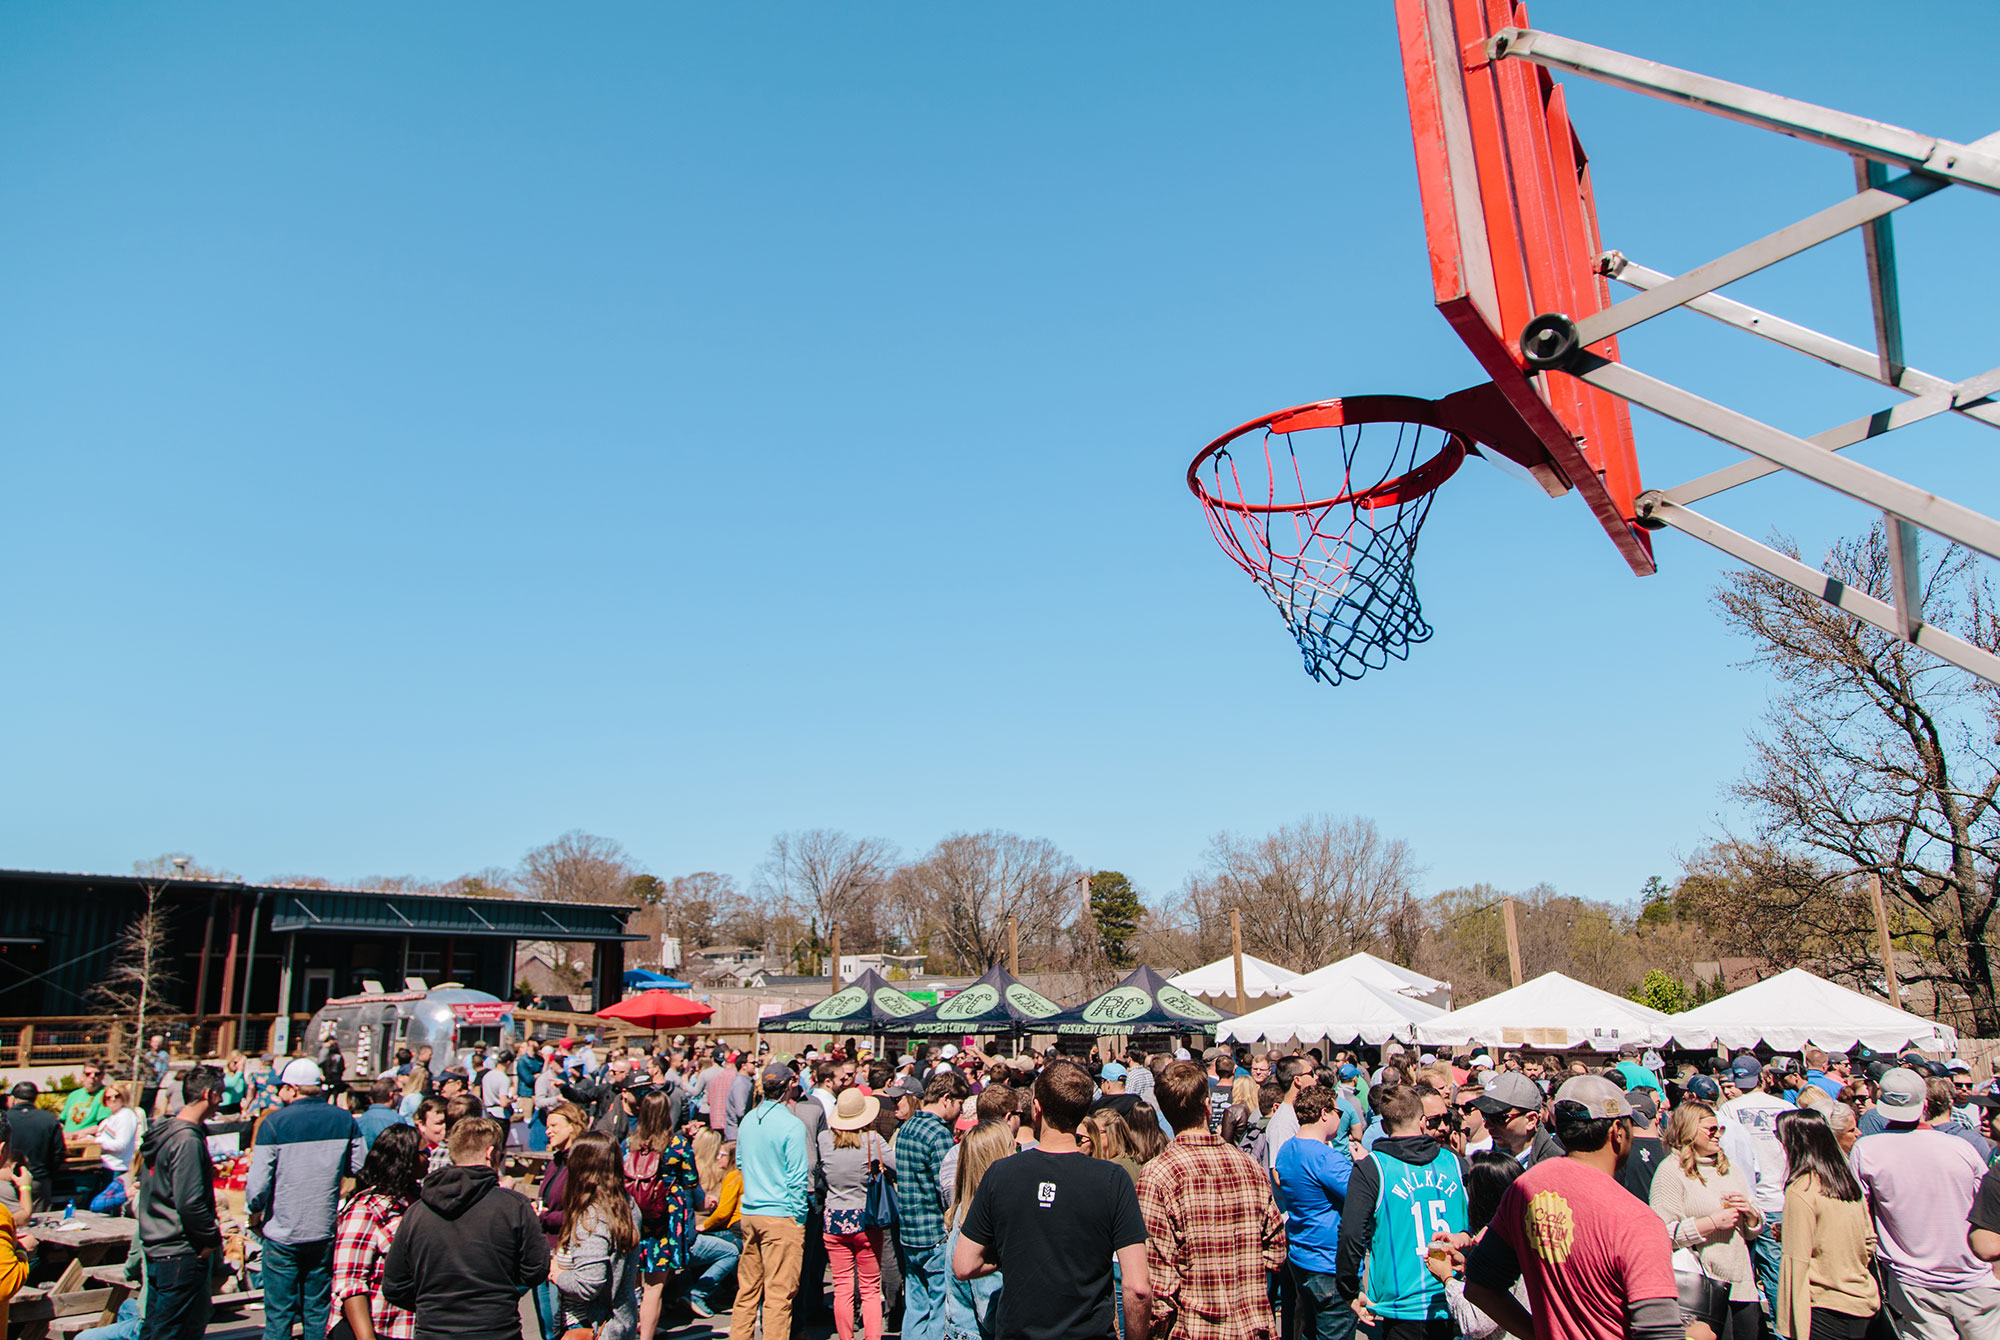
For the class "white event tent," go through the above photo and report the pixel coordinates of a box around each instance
[1294,951,1452,1010]
[1169,954,1304,1002]
[1219,973,1446,1046]
[1667,967,1958,1053]
[1415,971,1675,1050]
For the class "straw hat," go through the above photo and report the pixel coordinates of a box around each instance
[829,1087,881,1131]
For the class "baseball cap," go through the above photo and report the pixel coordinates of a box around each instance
[1552,1074,1635,1121]
[1626,1089,1661,1122]
[279,1058,324,1087]
[1173,1048,1191,1061]
[1727,1055,1763,1087]
[884,1076,925,1101]
[940,1044,959,1060]
[1469,1053,1492,1068]
[1686,1075,1721,1102]
[1099,1062,1127,1082]
[1474,1071,1543,1113]
[1877,1067,1925,1116]
[1201,1046,1223,1063]
[1866,1060,1891,1082]
[1419,1053,1437,1066]
[1337,1063,1360,1081]
[761,1062,797,1084]
[1947,1058,1973,1074]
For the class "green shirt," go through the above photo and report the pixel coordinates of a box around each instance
[61,1088,109,1133]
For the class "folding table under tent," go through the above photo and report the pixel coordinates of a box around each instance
[757,968,928,1037]
[1292,951,1452,1010]
[1168,954,1305,1002]
[896,964,1068,1036]
[1044,964,1236,1037]
[1218,973,1446,1047]
[1415,971,1675,1051]
[1665,967,1959,1054]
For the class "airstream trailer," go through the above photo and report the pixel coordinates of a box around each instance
[304,986,518,1078]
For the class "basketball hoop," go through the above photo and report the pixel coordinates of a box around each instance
[1188,395,1470,685]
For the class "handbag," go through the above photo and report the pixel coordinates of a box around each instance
[862,1134,898,1230]
[1670,1247,1730,1336]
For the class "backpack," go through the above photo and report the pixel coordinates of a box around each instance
[623,1146,669,1221]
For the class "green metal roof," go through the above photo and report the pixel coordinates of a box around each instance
[270,889,640,940]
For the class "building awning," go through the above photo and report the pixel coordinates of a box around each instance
[271,890,641,941]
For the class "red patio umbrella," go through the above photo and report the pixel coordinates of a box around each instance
[595,989,716,1031]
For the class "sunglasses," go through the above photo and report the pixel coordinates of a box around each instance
[1424,1114,1450,1129]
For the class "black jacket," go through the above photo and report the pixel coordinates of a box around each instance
[135,1117,222,1258]
[1334,1133,1458,1300]
[383,1162,549,1340]
[6,1102,63,1211]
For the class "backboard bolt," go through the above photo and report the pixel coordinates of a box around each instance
[1633,490,1668,530]
[1520,313,1582,371]
[1596,250,1627,278]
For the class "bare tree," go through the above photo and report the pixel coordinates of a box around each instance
[518,831,640,904]
[641,872,757,952]
[756,829,897,953]
[890,832,1085,974]
[92,883,176,1083]
[1709,527,2000,1033]
[1175,815,1421,970]
[132,853,239,880]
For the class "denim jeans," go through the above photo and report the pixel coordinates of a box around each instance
[1749,1211,1783,1335]
[261,1237,333,1340]
[687,1230,742,1307]
[139,1254,214,1340]
[77,1298,143,1340]
[1289,1265,1358,1340]
[898,1237,950,1340]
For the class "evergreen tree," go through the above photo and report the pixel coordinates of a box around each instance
[1089,871,1142,969]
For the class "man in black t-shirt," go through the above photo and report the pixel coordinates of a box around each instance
[956,1059,1151,1340]
[1618,1090,1668,1202]
[1970,1164,2000,1262]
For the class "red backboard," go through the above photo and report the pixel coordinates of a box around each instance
[1397,0,1654,574]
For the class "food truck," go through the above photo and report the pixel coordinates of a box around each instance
[303,985,518,1078]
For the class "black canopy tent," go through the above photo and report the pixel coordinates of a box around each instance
[757,968,927,1036]
[896,964,1066,1036]
[1044,964,1235,1037]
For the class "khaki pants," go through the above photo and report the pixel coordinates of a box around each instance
[729,1214,806,1340]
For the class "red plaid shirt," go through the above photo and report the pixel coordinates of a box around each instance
[1137,1129,1287,1340]
[330,1191,417,1340]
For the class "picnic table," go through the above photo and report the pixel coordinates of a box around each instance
[21,1210,131,1270]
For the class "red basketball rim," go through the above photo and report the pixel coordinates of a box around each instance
[1186,395,1469,514]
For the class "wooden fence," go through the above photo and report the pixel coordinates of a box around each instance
[0,1015,300,1069]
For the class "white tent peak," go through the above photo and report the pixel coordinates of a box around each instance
[1220,972,1446,1046]
[1168,953,1304,1001]
[1416,971,1674,1050]
[1294,951,1451,1008]
[1668,966,1958,1053]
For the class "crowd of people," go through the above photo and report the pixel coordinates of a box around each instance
[3,1032,2000,1340]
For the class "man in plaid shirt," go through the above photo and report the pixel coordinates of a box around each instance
[894,1070,969,1340]
[1139,1060,1286,1340]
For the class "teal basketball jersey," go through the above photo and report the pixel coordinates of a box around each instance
[1366,1149,1468,1320]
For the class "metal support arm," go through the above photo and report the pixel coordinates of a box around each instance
[1487,28,2000,193]
[1636,494,2000,685]
[1570,354,2000,565]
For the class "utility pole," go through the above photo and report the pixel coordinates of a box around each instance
[1501,896,1524,988]
[1868,873,1902,1009]
[1230,908,1248,1014]
[828,923,842,993]
[1008,914,1019,977]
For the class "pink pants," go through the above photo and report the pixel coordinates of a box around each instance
[824,1228,884,1340]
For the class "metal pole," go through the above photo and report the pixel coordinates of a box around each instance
[1501,897,1524,988]
[1868,874,1903,1009]
[193,894,217,1051]
[1230,908,1247,1014]
[238,890,264,1053]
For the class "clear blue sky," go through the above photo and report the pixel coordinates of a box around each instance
[5,3,1996,913]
